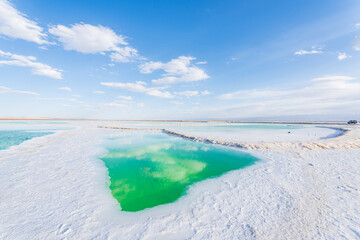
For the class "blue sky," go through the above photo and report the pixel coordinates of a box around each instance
[1,0,360,120]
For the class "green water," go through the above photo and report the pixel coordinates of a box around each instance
[0,130,52,150]
[101,134,258,212]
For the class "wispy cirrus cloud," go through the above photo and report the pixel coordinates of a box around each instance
[311,75,355,82]
[103,102,128,108]
[0,50,62,79]
[117,95,133,100]
[58,86,72,92]
[101,81,174,98]
[175,90,211,97]
[353,35,360,51]
[102,97,144,109]
[139,56,209,85]
[49,23,139,63]
[0,85,39,95]
[217,75,360,117]
[0,0,49,44]
[351,23,360,51]
[295,49,322,55]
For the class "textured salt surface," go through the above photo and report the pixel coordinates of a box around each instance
[0,124,359,239]
[98,123,334,142]
[167,125,338,142]
[162,126,360,150]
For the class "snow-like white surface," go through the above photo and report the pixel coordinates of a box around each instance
[1,123,360,239]
[163,125,360,150]
[172,126,339,142]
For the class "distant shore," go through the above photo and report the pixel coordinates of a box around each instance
[0,118,352,125]
[0,118,95,121]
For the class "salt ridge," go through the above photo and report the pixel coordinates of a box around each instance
[99,125,360,150]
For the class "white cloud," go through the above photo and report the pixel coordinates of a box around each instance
[103,98,145,108]
[139,56,209,85]
[117,95,133,100]
[103,102,128,108]
[0,50,62,79]
[295,45,323,56]
[110,46,138,63]
[175,90,211,97]
[355,23,360,28]
[311,75,355,82]
[58,86,72,92]
[0,85,39,95]
[201,90,211,95]
[0,0,48,44]
[49,23,126,53]
[175,91,200,97]
[216,75,360,117]
[338,52,351,61]
[93,90,104,94]
[101,81,174,98]
[49,23,139,62]
[196,61,207,64]
[294,49,322,55]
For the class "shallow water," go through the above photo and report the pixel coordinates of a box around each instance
[0,120,72,131]
[101,134,258,212]
[0,120,74,150]
[0,130,52,150]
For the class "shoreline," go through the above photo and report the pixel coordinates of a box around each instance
[98,125,359,150]
[162,126,359,150]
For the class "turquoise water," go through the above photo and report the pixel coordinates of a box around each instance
[101,134,258,212]
[0,121,69,124]
[0,121,72,131]
[0,120,72,150]
[0,130,52,150]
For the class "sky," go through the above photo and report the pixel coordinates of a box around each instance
[1,0,360,120]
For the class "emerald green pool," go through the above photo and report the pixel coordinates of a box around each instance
[101,134,258,212]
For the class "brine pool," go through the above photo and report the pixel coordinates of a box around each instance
[101,134,258,212]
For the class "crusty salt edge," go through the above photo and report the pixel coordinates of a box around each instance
[98,125,360,150]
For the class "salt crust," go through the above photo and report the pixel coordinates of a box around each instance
[1,123,359,239]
